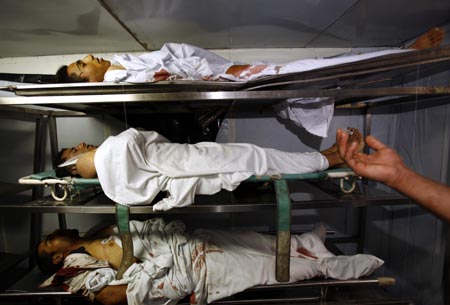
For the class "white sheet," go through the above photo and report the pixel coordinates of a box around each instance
[103,43,410,137]
[94,128,328,210]
[110,219,384,305]
[104,43,408,83]
[40,252,111,301]
[104,43,233,83]
[40,219,383,304]
[274,97,335,137]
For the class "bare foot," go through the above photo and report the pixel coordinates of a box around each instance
[345,127,364,152]
[323,127,364,168]
[407,27,445,49]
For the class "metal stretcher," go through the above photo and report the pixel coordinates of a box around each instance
[19,168,359,281]
[2,45,449,305]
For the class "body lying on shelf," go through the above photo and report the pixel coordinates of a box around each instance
[30,218,385,305]
[1,45,450,140]
[18,168,359,203]
[1,265,397,304]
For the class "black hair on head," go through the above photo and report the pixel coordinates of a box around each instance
[55,148,65,166]
[54,148,72,177]
[33,241,62,275]
[55,65,71,83]
[55,166,72,178]
[55,65,85,83]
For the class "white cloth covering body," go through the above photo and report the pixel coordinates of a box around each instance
[104,43,234,83]
[103,43,408,84]
[101,219,383,305]
[103,43,409,137]
[40,252,111,301]
[94,128,328,210]
[40,219,384,304]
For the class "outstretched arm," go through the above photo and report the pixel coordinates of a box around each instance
[336,129,450,223]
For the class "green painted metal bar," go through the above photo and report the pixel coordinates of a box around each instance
[246,168,352,182]
[70,178,100,184]
[28,168,353,184]
[274,179,291,282]
[247,172,328,182]
[115,203,134,280]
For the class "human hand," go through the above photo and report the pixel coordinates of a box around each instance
[336,129,406,187]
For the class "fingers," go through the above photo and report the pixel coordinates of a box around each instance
[365,135,387,151]
[352,151,370,164]
[337,128,349,157]
[344,141,359,163]
[337,128,360,162]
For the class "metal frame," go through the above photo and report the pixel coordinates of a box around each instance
[1,46,450,301]
[1,87,450,106]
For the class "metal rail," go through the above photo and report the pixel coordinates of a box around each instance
[1,87,450,106]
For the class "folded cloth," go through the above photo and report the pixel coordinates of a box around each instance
[85,268,117,292]
[274,97,335,138]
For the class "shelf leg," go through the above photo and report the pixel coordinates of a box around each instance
[29,117,47,270]
[116,203,134,279]
[274,179,291,282]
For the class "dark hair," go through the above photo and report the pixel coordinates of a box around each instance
[33,242,62,275]
[54,148,72,177]
[55,65,86,83]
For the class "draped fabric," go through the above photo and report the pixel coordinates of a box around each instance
[94,128,328,210]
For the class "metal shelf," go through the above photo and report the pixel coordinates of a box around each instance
[0,266,394,301]
[1,46,441,304]
[0,46,449,113]
[0,182,408,214]
[0,182,30,196]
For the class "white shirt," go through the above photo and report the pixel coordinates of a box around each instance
[94,128,328,210]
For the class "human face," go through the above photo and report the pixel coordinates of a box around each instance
[61,142,98,163]
[37,229,80,257]
[67,54,111,82]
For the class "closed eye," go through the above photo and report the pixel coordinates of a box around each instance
[45,236,54,246]
[76,60,85,71]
